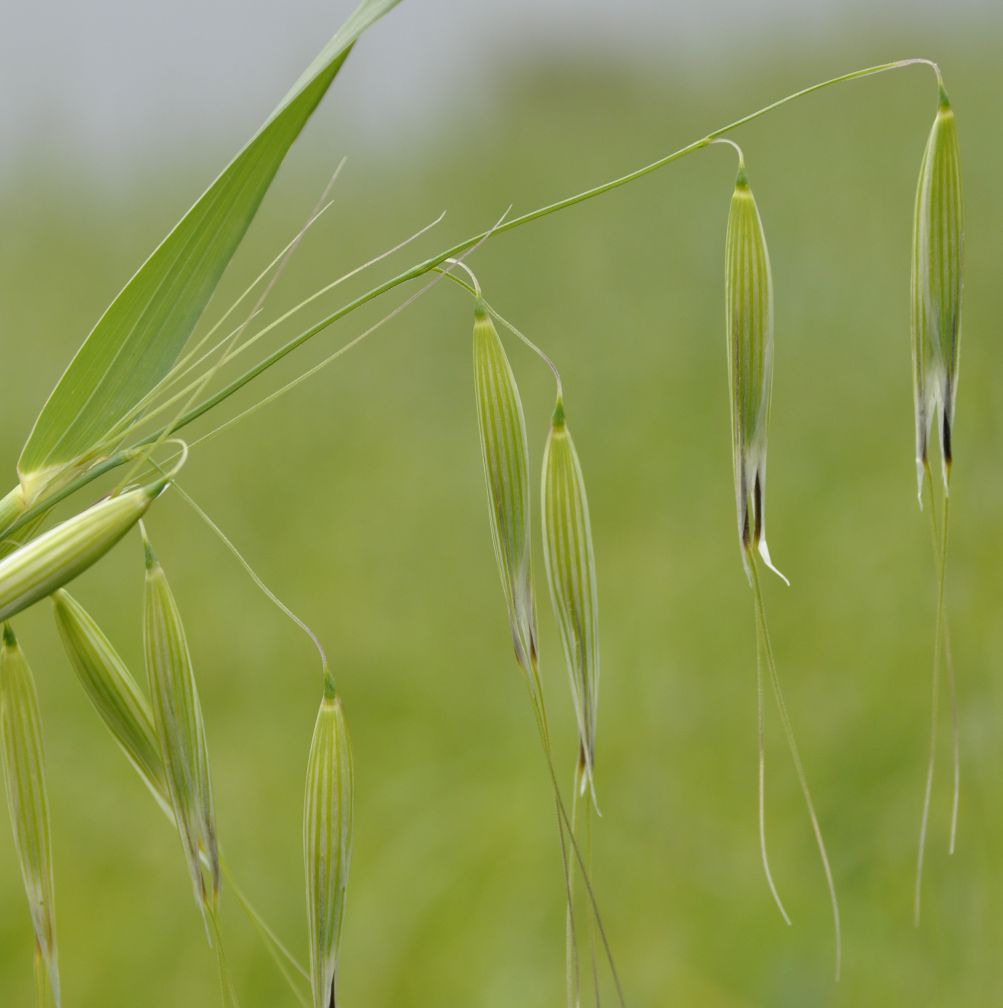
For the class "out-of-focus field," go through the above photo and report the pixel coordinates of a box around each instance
[1,22,1001,1008]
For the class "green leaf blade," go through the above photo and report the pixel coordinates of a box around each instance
[19,0,403,499]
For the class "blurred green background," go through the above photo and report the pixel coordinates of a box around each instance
[1,3,1002,1006]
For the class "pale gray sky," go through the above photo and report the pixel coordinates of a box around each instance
[0,0,991,178]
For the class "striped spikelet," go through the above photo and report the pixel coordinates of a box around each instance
[725,162,787,584]
[472,303,539,679]
[0,625,60,1006]
[52,589,167,809]
[541,396,600,803]
[305,688,353,1008]
[0,481,164,624]
[143,532,219,931]
[912,84,963,499]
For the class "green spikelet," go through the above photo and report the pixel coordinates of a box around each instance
[0,482,163,624]
[541,395,601,804]
[0,625,60,1006]
[52,589,167,809]
[472,302,539,680]
[304,689,353,1008]
[912,84,963,498]
[724,162,787,584]
[143,532,219,933]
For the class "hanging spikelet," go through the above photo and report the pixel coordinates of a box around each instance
[724,161,787,585]
[912,76,965,928]
[52,589,167,809]
[0,625,60,1006]
[0,481,164,624]
[304,687,354,1008]
[541,395,601,805]
[143,531,220,933]
[720,145,841,977]
[912,84,963,499]
[472,303,539,683]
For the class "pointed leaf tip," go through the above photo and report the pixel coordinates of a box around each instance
[17,0,404,500]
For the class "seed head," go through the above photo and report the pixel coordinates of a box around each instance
[0,625,60,1005]
[143,533,219,934]
[724,163,787,584]
[52,589,167,810]
[541,395,601,804]
[472,302,539,678]
[304,692,353,1008]
[0,482,163,624]
[912,85,963,499]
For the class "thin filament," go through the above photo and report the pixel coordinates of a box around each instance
[527,676,625,1007]
[755,613,792,925]
[914,459,957,933]
[750,553,841,979]
[130,210,448,440]
[100,164,347,453]
[221,858,310,1000]
[566,755,582,1008]
[169,478,331,691]
[187,211,506,451]
[486,305,563,394]
[926,470,958,855]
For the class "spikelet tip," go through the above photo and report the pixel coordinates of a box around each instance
[552,396,566,429]
[140,524,158,570]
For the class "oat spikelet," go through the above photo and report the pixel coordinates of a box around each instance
[472,302,538,680]
[723,150,841,976]
[52,589,167,809]
[0,625,60,1006]
[912,83,963,499]
[541,395,601,806]
[143,531,219,932]
[0,481,164,624]
[912,76,964,926]
[724,161,788,586]
[305,688,353,1008]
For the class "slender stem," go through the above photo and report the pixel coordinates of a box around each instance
[98,164,348,458]
[0,58,937,536]
[487,305,564,394]
[431,273,564,391]
[126,210,447,442]
[424,59,936,261]
[140,58,937,448]
[442,258,482,297]
[750,552,841,980]
[433,267,478,299]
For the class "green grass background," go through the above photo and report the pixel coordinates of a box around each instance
[1,17,1002,1008]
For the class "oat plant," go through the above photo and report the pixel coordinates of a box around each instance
[0,0,968,999]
